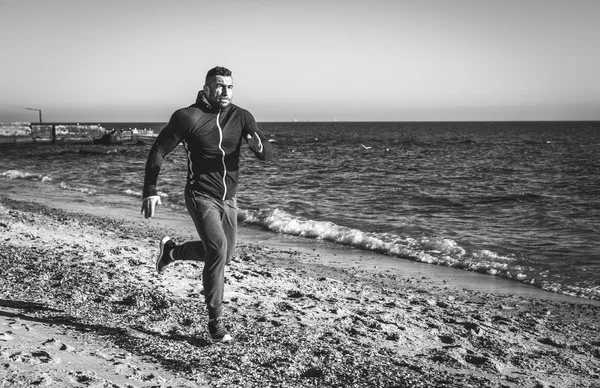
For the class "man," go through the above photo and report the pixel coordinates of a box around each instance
[141,66,273,343]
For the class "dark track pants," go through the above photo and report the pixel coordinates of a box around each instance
[172,188,237,320]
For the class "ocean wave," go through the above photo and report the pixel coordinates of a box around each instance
[124,189,142,197]
[239,207,598,300]
[241,208,487,261]
[1,169,52,182]
[58,182,96,195]
[123,189,169,199]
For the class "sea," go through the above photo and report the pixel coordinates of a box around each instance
[1,121,599,300]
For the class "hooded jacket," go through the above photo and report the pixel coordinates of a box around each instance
[143,92,273,201]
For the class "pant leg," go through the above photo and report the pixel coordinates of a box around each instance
[173,195,237,264]
[179,189,237,320]
[172,194,207,262]
[223,196,237,266]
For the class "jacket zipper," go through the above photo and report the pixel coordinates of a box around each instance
[216,110,227,200]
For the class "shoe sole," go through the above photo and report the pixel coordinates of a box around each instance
[211,334,232,343]
[156,236,171,273]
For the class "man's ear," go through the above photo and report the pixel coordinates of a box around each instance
[203,85,210,95]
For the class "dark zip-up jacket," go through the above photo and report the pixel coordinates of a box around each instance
[143,93,273,200]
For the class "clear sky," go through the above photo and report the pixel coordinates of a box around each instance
[1,0,599,123]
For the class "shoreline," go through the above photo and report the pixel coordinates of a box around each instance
[3,184,598,307]
[1,195,600,387]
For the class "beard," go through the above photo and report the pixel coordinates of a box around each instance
[217,98,231,108]
[207,94,231,109]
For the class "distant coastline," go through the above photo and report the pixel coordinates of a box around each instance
[2,120,598,145]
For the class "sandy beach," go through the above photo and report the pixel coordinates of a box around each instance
[1,194,599,388]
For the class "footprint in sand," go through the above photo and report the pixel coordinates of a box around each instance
[438,335,455,345]
[10,350,60,365]
[0,332,15,341]
[42,338,76,352]
[68,370,104,385]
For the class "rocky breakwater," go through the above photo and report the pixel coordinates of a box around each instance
[54,124,105,143]
[0,122,32,143]
[0,122,105,143]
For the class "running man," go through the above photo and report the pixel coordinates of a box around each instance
[141,66,273,342]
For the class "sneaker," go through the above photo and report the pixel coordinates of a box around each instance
[208,319,232,343]
[156,236,175,273]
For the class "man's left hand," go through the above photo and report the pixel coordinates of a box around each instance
[246,133,264,153]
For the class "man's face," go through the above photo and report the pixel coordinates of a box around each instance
[204,75,233,109]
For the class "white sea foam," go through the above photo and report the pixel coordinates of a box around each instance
[124,189,141,197]
[472,250,515,262]
[1,169,51,182]
[420,238,466,255]
[244,208,474,262]
[124,189,168,198]
[58,182,96,195]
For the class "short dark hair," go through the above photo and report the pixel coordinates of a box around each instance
[205,66,232,84]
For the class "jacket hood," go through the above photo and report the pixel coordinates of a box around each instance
[195,90,231,113]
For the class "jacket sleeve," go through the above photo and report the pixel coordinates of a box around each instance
[142,111,186,198]
[242,112,273,161]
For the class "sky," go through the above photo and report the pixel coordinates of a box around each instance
[1,0,599,123]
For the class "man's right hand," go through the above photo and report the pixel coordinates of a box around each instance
[141,195,162,219]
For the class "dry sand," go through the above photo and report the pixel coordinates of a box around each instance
[1,195,599,388]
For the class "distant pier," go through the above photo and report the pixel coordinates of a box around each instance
[0,122,155,144]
